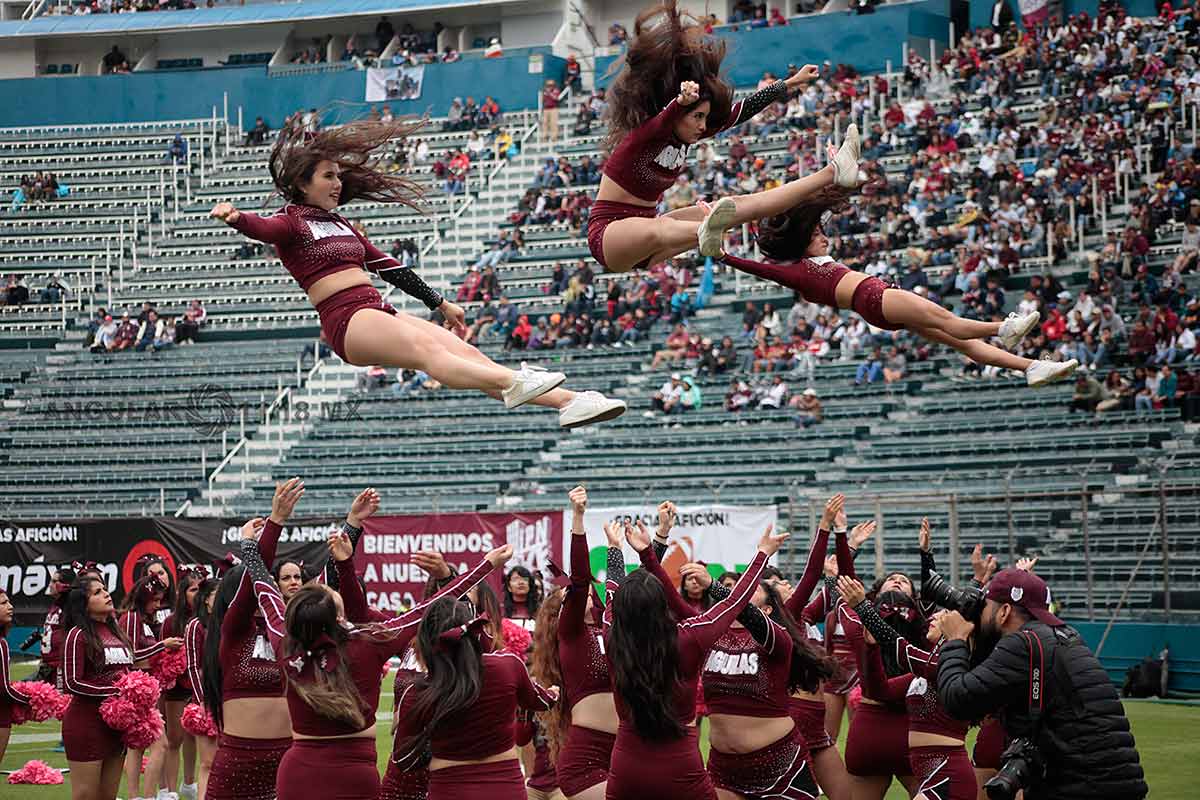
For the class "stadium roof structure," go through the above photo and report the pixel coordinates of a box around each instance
[0,0,526,38]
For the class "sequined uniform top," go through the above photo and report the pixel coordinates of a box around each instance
[605,547,769,727]
[601,81,790,203]
[722,254,852,309]
[62,624,142,700]
[392,651,557,764]
[559,532,612,710]
[40,605,65,668]
[220,519,287,703]
[119,608,167,663]
[702,621,793,718]
[230,204,444,309]
[850,602,966,739]
[797,530,860,691]
[243,538,496,737]
[0,638,31,726]
[184,617,206,705]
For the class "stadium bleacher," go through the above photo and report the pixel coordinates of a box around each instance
[0,3,1195,626]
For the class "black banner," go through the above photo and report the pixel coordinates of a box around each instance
[1,517,341,627]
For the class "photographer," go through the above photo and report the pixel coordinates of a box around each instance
[935,569,1147,800]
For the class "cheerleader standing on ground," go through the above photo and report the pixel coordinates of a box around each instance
[590,1,864,274]
[1,589,32,765]
[714,186,1079,387]
[62,576,165,800]
[183,579,218,800]
[210,120,624,429]
[156,569,204,800]
[201,479,306,800]
[32,567,74,685]
[603,520,787,800]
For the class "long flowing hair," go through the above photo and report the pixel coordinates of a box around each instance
[202,565,246,726]
[67,577,131,667]
[0,590,12,637]
[269,118,425,207]
[756,185,858,262]
[171,570,203,633]
[530,588,568,762]
[133,555,176,611]
[502,566,542,619]
[281,584,367,729]
[119,574,166,620]
[759,581,836,693]
[602,1,734,154]
[395,597,484,763]
[608,570,685,739]
[193,578,217,629]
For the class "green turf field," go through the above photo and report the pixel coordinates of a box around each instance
[2,661,1194,798]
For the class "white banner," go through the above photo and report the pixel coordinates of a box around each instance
[562,504,778,585]
[1018,0,1049,26]
[365,65,425,103]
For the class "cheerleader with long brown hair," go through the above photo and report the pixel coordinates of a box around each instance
[211,119,624,429]
[0,589,31,765]
[589,1,864,273]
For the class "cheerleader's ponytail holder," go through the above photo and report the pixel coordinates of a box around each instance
[286,633,341,677]
[437,614,490,653]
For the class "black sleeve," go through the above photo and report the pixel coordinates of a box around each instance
[607,547,627,587]
[919,550,937,616]
[322,522,364,591]
[706,580,772,646]
[376,265,445,311]
[937,633,1031,720]
[725,80,789,129]
[652,537,668,562]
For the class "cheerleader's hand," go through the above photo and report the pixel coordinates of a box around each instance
[679,562,712,591]
[438,300,468,339]
[485,543,514,568]
[210,202,241,225]
[624,521,652,553]
[678,81,700,106]
[240,517,266,541]
[836,576,866,607]
[162,637,184,650]
[347,488,380,528]
[603,521,624,548]
[412,550,451,579]
[786,64,820,88]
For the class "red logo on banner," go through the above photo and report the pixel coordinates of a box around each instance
[122,540,177,593]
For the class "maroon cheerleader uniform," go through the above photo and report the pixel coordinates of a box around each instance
[838,604,913,779]
[245,536,499,800]
[184,617,206,707]
[161,613,194,701]
[722,254,902,332]
[230,205,445,360]
[854,602,975,800]
[0,638,31,728]
[378,648,428,800]
[603,546,769,800]
[588,80,791,270]
[207,518,290,800]
[556,531,617,797]
[392,650,557,800]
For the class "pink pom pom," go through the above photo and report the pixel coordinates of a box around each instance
[99,671,165,749]
[847,684,863,712]
[180,703,219,738]
[7,760,64,785]
[149,648,188,690]
[9,681,71,725]
[500,618,532,658]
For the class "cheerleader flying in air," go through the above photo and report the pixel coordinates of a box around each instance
[713,186,1079,387]
[211,121,625,429]
[590,0,865,274]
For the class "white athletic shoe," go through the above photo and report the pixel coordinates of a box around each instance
[698,196,737,258]
[559,391,628,429]
[998,311,1040,350]
[502,362,566,409]
[179,784,198,800]
[832,123,865,188]
[1025,358,1079,387]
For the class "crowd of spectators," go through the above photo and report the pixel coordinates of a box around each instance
[83,299,205,353]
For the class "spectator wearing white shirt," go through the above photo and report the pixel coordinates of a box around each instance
[1075,290,1097,323]
[90,315,117,353]
[648,374,685,415]
[758,375,789,409]
[757,303,782,342]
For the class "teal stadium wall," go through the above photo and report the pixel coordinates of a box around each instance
[0,50,565,129]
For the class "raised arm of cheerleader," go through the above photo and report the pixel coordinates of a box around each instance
[213,203,299,245]
[322,487,378,590]
[632,522,702,622]
[838,576,936,678]
[562,487,593,638]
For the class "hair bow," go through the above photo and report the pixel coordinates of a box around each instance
[437,613,490,653]
[71,560,98,574]
[877,602,918,623]
[287,633,342,678]
[212,552,238,577]
[136,575,168,603]
[545,559,576,590]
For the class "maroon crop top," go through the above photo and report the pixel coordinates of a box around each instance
[120,609,167,664]
[393,651,556,764]
[723,254,851,310]
[606,547,768,728]
[185,617,206,705]
[248,538,497,737]
[702,621,793,718]
[0,638,30,727]
[558,532,612,710]
[858,635,967,740]
[219,519,286,703]
[601,82,789,203]
[62,625,137,700]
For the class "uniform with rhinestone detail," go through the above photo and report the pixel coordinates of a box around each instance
[378,649,429,800]
[61,625,136,761]
[721,254,903,331]
[851,602,975,800]
[556,531,618,796]
[230,204,444,361]
[603,546,768,800]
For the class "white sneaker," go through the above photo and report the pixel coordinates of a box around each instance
[697,196,737,258]
[1025,358,1079,387]
[502,362,566,408]
[998,311,1040,350]
[832,123,864,188]
[179,784,198,800]
[560,391,627,429]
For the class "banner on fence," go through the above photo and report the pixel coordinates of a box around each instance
[365,65,425,103]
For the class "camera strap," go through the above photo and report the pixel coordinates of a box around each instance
[1020,629,1046,734]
